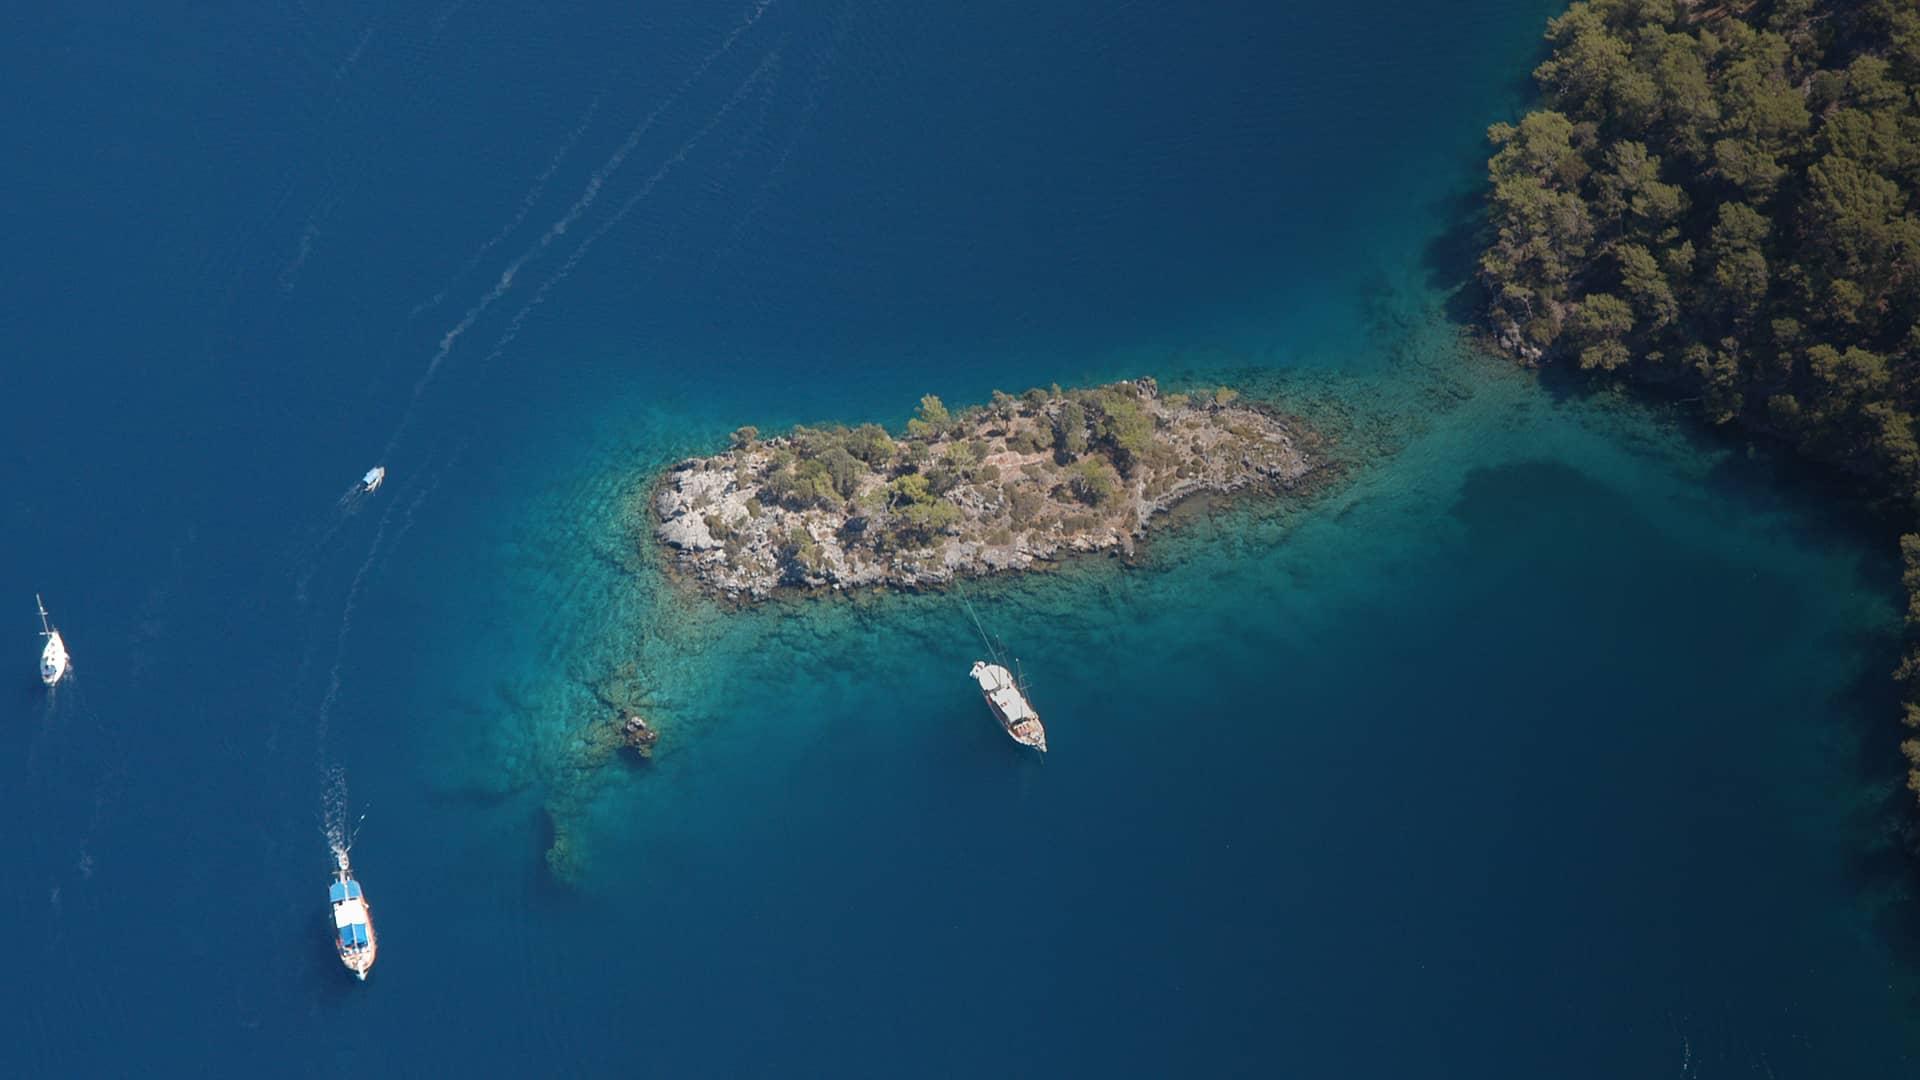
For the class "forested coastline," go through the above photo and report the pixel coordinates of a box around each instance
[1476,0,1920,801]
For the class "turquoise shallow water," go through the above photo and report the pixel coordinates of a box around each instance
[393,318,1920,1074]
[8,0,1920,1074]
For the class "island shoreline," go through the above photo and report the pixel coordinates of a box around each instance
[645,377,1334,606]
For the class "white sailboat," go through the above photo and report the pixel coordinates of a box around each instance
[37,594,69,687]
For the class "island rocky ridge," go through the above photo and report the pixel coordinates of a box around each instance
[651,377,1323,601]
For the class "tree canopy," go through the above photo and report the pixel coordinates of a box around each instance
[1480,0,1920,800]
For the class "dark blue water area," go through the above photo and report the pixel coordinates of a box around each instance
[6,0,1920,1076]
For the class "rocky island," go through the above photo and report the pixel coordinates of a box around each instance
[651,377,1323,602]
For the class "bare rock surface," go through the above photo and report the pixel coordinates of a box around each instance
[651,378,1323,602]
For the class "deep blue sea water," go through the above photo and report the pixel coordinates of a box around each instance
[8,1,1920,1075]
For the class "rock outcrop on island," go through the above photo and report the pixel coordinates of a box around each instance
[652,378,1321,602]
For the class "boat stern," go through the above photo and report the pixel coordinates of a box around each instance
[330,875,377,980]
[40,633,69,686]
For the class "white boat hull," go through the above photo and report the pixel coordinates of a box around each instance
[40,628,68,687]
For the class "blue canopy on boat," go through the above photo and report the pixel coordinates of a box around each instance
[329,881,347,903]
[338,924,370,948]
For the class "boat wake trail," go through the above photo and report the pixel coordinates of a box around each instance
[335,480,372,512]
[408,94,606,322]
[289,475,385,607]
[310,454,443,761]
[406,0,780,406]
[358,0,779,482]
[312,475,407,751]
[321,765,361,863]
[430,0,472,38]
[23,677,82,776]
[372,448,457,580]
[474,45,784,370]
[693,47,785,216]
[715,0,852,266]
[333,18,381,84]
[277,212,328,294]
[285,2,782,846]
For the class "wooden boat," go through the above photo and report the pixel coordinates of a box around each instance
[329,852,377,980]
[970,660,1046,752]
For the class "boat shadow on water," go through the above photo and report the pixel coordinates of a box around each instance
[302,897,373,1005]
[14,671,98,774]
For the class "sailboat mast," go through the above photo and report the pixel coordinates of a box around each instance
[35,594,51,636]
[960,593,1005,667]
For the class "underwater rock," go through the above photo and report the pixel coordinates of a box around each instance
[620,714,658,757]
[542,805,582,886]
[652,377,1325,602]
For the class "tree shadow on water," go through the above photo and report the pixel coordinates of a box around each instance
[1836,626,1920,990]
[1420,183,1492,327]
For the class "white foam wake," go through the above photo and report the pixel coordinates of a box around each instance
[409,0,781,404]
[408,95,606,322]
[322,764,354,861]
[475,45,785,369]
[715,1,851,264]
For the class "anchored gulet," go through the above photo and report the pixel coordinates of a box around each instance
[962,597,1046,752]
[970,659,1047,752]
[36,594,68,687]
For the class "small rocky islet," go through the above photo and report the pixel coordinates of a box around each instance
[650,377,1327,602]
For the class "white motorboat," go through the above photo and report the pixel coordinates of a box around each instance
[362,466,386,494]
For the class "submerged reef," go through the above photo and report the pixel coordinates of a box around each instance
[651,377,1326,602]
[588,660,662,761]
[526,332,1490,884]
